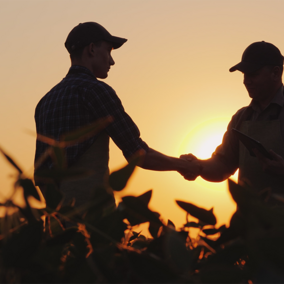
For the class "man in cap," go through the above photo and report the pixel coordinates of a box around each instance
[182,41,284,201]
[34,22,200,207]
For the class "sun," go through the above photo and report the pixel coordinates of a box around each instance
[179,117,238,190]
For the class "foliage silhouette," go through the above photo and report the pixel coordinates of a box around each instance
[0,119,284,283]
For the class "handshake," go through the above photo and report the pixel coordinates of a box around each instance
[178,153,202,181]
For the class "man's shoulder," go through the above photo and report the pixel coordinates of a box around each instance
[227,105,252,129]
[63,72,117,97]
[92,79,116,94]
[35,65,120,111]
[37,75,116,104]
[233,106,250,117]
[35,79,66,108]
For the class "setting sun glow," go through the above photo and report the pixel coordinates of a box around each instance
[180,117,229,159]
[179,117,238,190]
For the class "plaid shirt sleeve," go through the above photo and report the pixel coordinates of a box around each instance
[81,81,149,159]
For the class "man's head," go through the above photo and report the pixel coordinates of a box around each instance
[65,22,127,78]
[229,41,283,74]
[230,41,284,107]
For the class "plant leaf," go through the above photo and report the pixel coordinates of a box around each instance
[51,146,66,169]
[89,210,127,245]
[36,133,59,147]
[49,215,64,236]
[61,117,113,145]
[35,117,113,149]
[215,227,239,247]
[167,219,175,229]
[129,231,141,242]
[184,221,203,228]
[218,224,227,233]
[122,195,163,226]
[18,178,40,201]
[202,228,219,235]
[228,179,254,210]
[148,212,162,238]
[176,200,217,225]
[0,147,22,174]
[44,183,63,210]
[109,151,144,191]
[137,189,152,205]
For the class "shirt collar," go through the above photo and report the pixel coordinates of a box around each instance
[67,65,96,78]
[249,84,284,111]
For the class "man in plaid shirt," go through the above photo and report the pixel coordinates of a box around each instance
[34,22,201,207]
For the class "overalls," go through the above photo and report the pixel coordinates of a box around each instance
[238,106,284,202]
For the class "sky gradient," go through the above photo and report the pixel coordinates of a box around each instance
[1,0,284,230]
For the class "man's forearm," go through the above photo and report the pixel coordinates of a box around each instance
[199,158,233,182]
[140,148,189,171]
[138,148,203,180]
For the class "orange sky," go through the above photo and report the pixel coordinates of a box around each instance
[1,0,284,231]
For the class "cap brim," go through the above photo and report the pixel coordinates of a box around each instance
[229,61,263,73]
[107,35,127,49]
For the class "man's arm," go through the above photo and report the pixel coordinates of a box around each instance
[198,158,234,182]
[180,154,234,182]
[129,148,202,178]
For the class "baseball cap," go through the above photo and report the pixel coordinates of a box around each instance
[65,22,127,53]
[229,41,284,73]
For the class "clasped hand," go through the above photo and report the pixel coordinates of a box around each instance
[178,153,202,180]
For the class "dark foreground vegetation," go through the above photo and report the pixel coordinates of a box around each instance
[1,119,284,283]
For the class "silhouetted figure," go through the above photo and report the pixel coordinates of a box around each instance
[182,41,284,202]
[34,22,201,208]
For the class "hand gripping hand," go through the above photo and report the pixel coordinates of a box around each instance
[178,153,203,180]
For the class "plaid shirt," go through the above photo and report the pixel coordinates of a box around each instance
[34,65,149,171]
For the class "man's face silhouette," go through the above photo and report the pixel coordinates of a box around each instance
[91,41,115,79]
[243,66,275,103]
